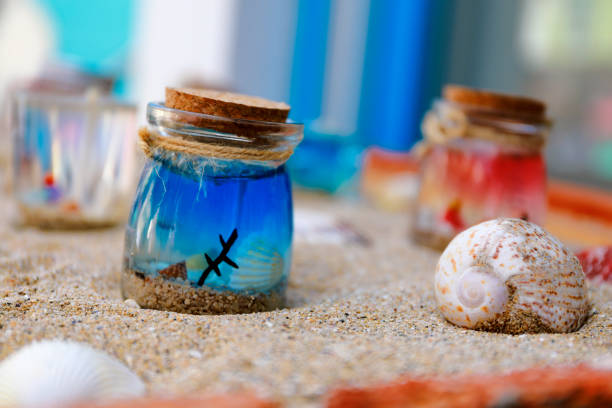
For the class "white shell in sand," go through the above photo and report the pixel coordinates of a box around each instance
[0,340,145,408]
[434,218,590,334]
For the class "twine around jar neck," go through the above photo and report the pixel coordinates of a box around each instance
[138,127,295,162]
[413,102,549,157]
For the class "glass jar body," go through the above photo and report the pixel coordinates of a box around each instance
[413,138,547,249]
[121,152,294,314]
[11,92,137,228]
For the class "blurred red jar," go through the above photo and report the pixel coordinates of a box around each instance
[413,85,551,250]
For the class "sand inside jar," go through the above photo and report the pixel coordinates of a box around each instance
[18,203,128,230]
[121,268,285,315]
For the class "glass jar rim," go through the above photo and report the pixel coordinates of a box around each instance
[147,102,304,151]
[14,90,136,112]
[433,99,551,135]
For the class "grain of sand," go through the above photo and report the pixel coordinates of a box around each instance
[0,193,610,407]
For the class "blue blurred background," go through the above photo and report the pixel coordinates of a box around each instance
[1,0,611,192]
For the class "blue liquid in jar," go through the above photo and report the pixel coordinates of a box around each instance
[123,154,293,294]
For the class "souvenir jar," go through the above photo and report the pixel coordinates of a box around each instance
[122,101,303,314]
[413,85,550,250]
[11,90,137,228]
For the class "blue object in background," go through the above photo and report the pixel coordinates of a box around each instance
[358,0,432,151]
[287,0,363,194]
[36,0,135,94]
[288,0,434,193]
[288,130,363,194]
[288,0,332,122]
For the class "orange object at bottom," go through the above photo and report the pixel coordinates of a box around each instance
[327,365,612,408]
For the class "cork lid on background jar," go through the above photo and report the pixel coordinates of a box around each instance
[442,84,549,125]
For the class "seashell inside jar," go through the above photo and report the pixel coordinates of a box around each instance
[121,88,303,314]
[435,218,590,334]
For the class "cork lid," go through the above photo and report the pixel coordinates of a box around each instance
[166,87,290,123]
[443,85,547,123]
[142,92,303,163]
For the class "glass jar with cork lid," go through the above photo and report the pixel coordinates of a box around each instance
[122,88,303,314]
[413,85,551,250]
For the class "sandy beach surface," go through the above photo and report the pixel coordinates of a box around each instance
[0,193,610,407]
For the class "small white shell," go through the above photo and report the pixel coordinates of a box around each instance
[435,218,590,334]
[0,340,145,408]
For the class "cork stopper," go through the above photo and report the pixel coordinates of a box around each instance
[443,85,547,123]
[417,85,551,153]
[141,90,302,162]
[166,87,290,123]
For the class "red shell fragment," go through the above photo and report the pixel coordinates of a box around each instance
[576,246,612,283]
[327,365,612,408]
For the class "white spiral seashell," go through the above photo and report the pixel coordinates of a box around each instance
[435,218,590,334]
[455,265,508,311]
[0,340,145,408]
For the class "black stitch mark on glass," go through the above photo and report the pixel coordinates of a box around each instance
[196,228,239,286]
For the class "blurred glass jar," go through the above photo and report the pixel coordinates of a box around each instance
[121,103,303,314]
[11,90,137,229]
[413,85,550,250]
